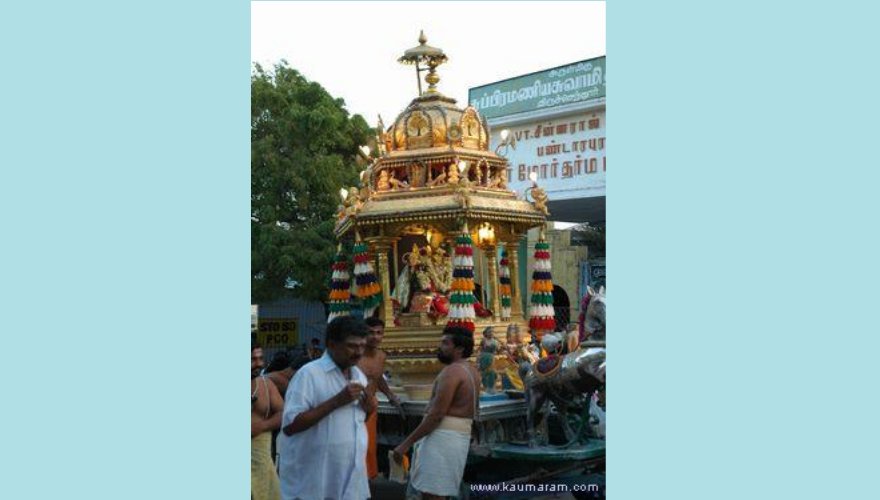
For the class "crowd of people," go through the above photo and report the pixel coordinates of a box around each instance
[251,317,479,500]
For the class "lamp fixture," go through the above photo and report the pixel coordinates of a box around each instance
[477,224,495,247]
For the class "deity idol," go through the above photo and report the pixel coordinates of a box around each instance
[392,243,453,318]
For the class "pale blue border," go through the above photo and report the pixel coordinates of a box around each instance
[2,1,250,498]
[4,1,879,499]
[610,1,879,499]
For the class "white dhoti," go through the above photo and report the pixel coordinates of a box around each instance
[410,416,472,497]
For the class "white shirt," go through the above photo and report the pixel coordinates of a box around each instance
[279,352,369,500]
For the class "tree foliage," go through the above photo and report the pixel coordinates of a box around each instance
[252,61,371,304]
[571,223,606,259]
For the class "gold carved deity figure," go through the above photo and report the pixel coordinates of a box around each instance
[472,163,483,185]
[344,187,362,216]
[453,175,472,209]
[428,246,452,293]
[376,115,389,156]
[377,170,390,191]
[389,170,409,190]
[358,182,371,203]
[486,167,508,189]
[392,242,452,317]
[531,185,549,215]
[447,162,460,184]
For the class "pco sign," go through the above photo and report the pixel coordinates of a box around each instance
[256,318,299,348]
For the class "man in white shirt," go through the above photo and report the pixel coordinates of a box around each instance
[279,316,377,500]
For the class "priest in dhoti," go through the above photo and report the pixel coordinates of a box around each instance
[392,326,480,499]
[357,317,403,479]
[251,339,283,500]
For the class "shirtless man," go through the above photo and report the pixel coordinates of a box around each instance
[251,340,283,500]
[357,317,402,479]
[265,351,311,397]
[393,326,480,499]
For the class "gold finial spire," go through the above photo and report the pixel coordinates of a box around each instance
[398,31,448,96]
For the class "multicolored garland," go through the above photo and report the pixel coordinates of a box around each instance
[353,239,382,317]
[446,228,476,333]
[528,236,556,340]
[499,250,512,321]
[327,245,351,323]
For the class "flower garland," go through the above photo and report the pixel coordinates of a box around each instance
[446,229,476,333]
[528,237,556,340]
[499,250,512,321]
[353,240,382,317]
[327,245,351,323]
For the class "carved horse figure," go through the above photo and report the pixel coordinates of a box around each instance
[579,285,606,342]
[520,346,605,447]
[521,286,606,447]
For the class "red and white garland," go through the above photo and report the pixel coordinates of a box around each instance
[327,245,351,323]
[446,226,476,333]
[353,237,382,318]
[528,236,556,340]
[499,250,512,321]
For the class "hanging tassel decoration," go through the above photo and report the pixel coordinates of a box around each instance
[353,240,382,317]
[528,238,556,340]
[499,250,512,320]
[446,229,477,333]
[327,245,352,323]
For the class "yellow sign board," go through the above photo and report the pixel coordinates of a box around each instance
[256,318,299,348]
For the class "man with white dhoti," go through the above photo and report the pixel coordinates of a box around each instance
[279,316,377,500]
[393,326,480,499]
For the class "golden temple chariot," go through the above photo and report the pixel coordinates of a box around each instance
[335,32,549,399]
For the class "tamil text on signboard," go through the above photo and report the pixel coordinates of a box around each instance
[496,109,605,201]
[469,56,605,120]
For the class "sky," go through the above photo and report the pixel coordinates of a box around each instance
[251,1,605,129]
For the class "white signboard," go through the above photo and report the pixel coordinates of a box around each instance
[494,109,606,202]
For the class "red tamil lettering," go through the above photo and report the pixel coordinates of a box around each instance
[562,161,573,178]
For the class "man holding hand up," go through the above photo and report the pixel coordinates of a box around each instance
[278,316,377,500]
